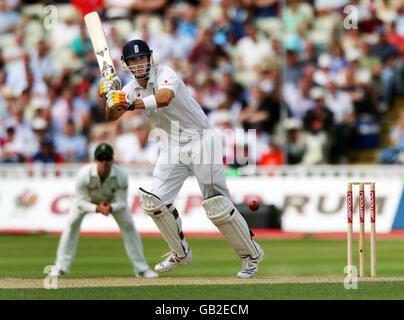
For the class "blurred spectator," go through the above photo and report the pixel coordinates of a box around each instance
[7,95,37,158]
[285,49,305,84]
[375,0,397,24]
[29,40,55,97]
[340,28,362,59]
[72,84,93,134]
[254,0,279,20]
[49,9,80,49]
[239,81,280,135]
[104,0,167,19]
[208,81,246,128]
[314,0,347,12]
[200,77,226,114]
[351,0,371,24]
[214,110,239,166]
[128,14,167,64]
[90,99,109,124]
[0,125,25,162]
[188,28,228,71]
[329,44,348,75]
[301,41,317,65]
[30,135,64,163]
[357,1,384,33]
[379,111,404,163]
[160,17,195,61]
[70,22,92,61]
[54,118,88,162]
[384,21,404,95]
[284,118,306,165]
[339,66,379,117]
[233,19,271,86]
[211,0,247,49]
[282,0,311,34]
[325,80,355,163]
[302,87,336,164]
[30,117,49,157]
[51,85,91,135]
[177,3,198,39]
[359,41,383,78]
[0,0,23,34]
[2,29,30,96]
[0,72,10,126]
[397,3,404,37]
[313,53,335,86]
[258,140,284,166]
[371,31,398,108]
[30,96,51,124]
[283,77,315,119]
[114,116,157,165]
[197,0,223,30]
[104,0,137,19]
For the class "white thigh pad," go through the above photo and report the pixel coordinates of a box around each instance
[139,188,186,256]
[203,195,259,259]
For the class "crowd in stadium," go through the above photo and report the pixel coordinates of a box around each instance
[0,0,404,166]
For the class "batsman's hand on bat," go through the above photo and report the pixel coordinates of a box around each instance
[106,90,134,111]
[99,74,122,100]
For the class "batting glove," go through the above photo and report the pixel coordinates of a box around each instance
[99,75,122,100]
[106,90,134,111]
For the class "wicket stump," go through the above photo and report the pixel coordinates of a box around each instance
[347,182,376,277]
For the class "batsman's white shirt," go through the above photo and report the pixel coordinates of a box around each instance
[123,65,210,139]
[123,65,230,203]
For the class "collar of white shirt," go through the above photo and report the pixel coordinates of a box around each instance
[132,65,156,89]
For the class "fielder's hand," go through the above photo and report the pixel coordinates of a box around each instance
[99,74,122,100]
[106,90,134,111]
[96,201,111,216]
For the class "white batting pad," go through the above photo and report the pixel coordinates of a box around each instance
[202,195,260,259]
[139,188,187,257]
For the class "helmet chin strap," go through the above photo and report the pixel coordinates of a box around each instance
[124,55,154,81]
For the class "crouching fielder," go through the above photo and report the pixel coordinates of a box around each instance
[50,143,158,278]
[100,39,264,278]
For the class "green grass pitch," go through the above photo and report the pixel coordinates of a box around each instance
[1,234,404,300]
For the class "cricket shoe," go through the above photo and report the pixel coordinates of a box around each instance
[49,267,65,277]
[237,241,264,279]
[154,250,193,273]
[136,268,159,279]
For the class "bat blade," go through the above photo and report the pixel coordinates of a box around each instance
[84,11,115,78]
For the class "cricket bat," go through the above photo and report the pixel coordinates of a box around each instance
[84,11,115,78]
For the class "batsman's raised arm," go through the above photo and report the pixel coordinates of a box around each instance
[133,88,175,109]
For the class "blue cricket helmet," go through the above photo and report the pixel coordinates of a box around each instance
[122,39,152,61]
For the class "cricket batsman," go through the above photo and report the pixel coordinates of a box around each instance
[50,142,158,278]
[99,40,264,278]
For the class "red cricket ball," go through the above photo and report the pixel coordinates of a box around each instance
[249,200,260,211]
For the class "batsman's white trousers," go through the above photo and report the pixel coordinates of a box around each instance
[54,205,150,275]
[151,130,231,204]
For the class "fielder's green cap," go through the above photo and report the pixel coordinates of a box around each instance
[94,143,114,160]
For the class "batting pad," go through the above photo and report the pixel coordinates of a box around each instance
[138,188,187,257]
[202,195,260,259]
